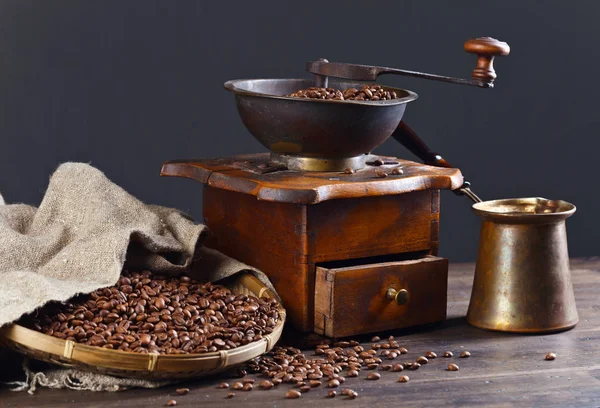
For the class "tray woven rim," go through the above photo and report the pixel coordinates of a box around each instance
[0,272,285,379]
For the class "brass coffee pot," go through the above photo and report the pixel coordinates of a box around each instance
[467,197,578,333]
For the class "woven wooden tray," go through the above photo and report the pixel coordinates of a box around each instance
[0,273,285,380]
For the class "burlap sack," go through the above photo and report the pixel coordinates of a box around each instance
[0,162,277,392]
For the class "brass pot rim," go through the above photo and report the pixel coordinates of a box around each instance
[472,197,576,223]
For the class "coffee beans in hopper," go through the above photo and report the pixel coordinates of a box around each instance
[286,85,399,101]
[20,270,281,355]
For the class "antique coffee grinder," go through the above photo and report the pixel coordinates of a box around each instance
[161,37,511,338]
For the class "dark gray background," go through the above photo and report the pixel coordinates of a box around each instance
[0,0,595,262]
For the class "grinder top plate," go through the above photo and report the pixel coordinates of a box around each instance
[161,153,463,204]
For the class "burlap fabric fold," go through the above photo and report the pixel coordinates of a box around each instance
[0,162,277,392]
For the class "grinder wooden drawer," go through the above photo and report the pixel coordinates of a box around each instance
[314,255,448,338]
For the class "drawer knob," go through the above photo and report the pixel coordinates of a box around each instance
[386,288,409,305]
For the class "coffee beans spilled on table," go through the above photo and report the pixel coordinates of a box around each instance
[20,270,281,354]
[286,85,399,101]
[206,336,473,400]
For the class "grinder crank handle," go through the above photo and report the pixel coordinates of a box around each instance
[308,37,510,88]
[391,121,482,204]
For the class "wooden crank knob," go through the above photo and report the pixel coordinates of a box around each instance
[464,37,510,84]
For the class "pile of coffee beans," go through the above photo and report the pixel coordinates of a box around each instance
[20,270,281,354]
[286,85,399,101]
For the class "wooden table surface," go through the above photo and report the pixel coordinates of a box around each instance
[2,258,600,407]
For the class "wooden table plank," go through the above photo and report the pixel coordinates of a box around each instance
[2,259,600,407]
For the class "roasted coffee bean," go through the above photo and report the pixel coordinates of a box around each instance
[391,167,404,175]
[23,270,280,355]
[232,382,244,390]
[175,388,189,395]
[391,363,404,372]
[299,385,311,392]
[371,336,381,342]
[346,390,358,399]
[416,356,428,364]
[366,372,381,380]
[545,352,557,361]
[285,390,302,399]
[398,375,410,383]
[242,383,253,391]
[398,347,408,354]
[425,351,437,359]
[409,362,421,370]
[443,351,453,358]
[218,382,230,389]
[448,363,460,371]
[226,392,235,398]
[259,380,273,390]
[375,169,388,178]
[328,379,340,388]
[347,369,359,377]
[309,380,321,387]
[166,400,177,406]
[379,364,392,371]
[460,351,471,358]
[327,390,337,398]
[343,168,355,174]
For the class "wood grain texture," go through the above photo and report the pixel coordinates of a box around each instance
[314,256,447,337]
[308,190,438,262]
[2,258,600,407]
[160,153,463,204]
